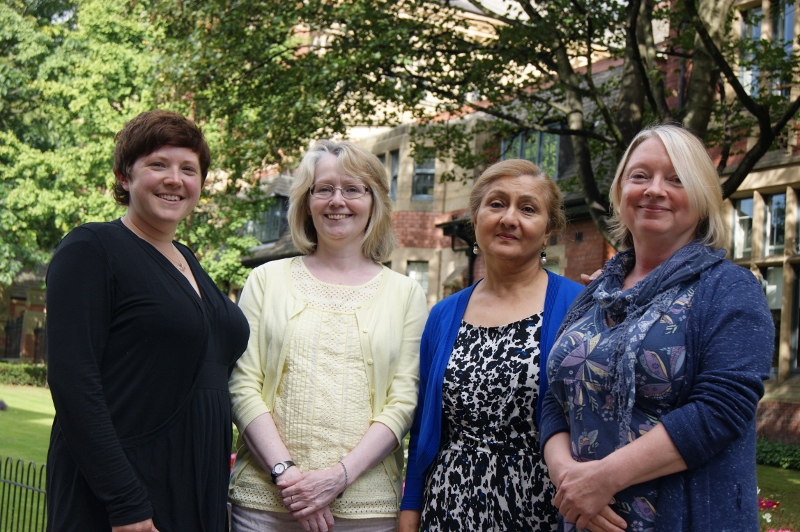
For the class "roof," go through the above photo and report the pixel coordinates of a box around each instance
[241,231,301,268]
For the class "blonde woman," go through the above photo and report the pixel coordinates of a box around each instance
[229,140,428,532]
[542,124,773,531]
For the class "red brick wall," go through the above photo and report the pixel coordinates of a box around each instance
[393,211,455,249]
[757,401,800,445]
[563,219,615,283]
[392,211,450,249]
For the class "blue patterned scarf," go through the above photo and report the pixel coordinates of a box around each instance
[556,241,725,448]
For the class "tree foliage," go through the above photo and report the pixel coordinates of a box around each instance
[151,0,800,243]
[0,0,256,288]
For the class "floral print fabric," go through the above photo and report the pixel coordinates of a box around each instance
[421,313,558,531]
[547,283,697,531]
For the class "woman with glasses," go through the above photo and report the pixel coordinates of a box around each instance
[228,140,428,532]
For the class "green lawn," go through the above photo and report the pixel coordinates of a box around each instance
[0,383,54,465]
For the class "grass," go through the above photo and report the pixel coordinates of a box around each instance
[0,383,54,465]
[758,463,800,531]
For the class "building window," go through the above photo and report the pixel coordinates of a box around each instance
[247,199,285,243]
[792,267,800,373]
[732,197,754,259]
[764,193,786,257]
[390,150,399,202]
[406,261,429,293]
[501,130,560,178]
[771,0,795,97]
[412,158,435,201]
[762,266,784,370]
[740,6,763,97]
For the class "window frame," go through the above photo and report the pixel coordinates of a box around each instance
[406,260,429,293]
[763,192,787,257]
[501,129,561,178]
[390,150,399,202]
[412,158,435,201]
[732,197,754,260]
[248,198,286,244]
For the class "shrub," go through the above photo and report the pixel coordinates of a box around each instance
[0,362,47,386]
[757,438,800,471]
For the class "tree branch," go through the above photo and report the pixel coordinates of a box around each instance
[684,0,767,122]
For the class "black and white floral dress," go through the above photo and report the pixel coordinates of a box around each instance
[420,312,559,531]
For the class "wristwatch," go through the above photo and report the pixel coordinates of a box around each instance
[270,460,296,484]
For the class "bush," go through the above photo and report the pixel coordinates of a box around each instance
[757,438,800,471]
[0,362,47,386]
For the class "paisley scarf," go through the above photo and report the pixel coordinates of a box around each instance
[556,241,725,448]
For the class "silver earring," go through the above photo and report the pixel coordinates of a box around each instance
[473,242,480,255]
[540,247,547,265]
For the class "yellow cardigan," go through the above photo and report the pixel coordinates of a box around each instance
[229,258,428,504]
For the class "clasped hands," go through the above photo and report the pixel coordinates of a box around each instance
[552,460,628,532]
[277,464,346,532]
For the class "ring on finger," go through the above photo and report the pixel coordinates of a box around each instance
[291,495,294,504]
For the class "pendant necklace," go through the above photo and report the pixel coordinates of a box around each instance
[123,215,186,272]
[171,245,187,272]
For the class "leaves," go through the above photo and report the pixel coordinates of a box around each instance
[149,0,800,247]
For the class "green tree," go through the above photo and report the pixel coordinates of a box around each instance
[0,0,256,288]
[151,0,800,243]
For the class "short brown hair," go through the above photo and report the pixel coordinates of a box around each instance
[112,110,211,205]
[287,140,395,262]
[470,159,566,235]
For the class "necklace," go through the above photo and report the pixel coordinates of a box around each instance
[122,215,186,272]
[171,245,187,272]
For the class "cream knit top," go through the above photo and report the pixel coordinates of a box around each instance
[229,257,398,516]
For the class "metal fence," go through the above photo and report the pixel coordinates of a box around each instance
[0,458,46,532]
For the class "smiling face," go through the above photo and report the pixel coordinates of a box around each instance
[309,153,374,252]
[119,145,202,235]
[618,136,700,251]
[474,174,551,265]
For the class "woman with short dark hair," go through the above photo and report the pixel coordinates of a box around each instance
[46,109,249,532]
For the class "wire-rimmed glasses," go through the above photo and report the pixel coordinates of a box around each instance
[309,183,370,199]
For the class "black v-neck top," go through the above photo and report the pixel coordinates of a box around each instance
[45,219,249,531]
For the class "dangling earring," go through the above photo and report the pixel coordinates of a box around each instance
[540,246,547,265]
[473,242,481,255]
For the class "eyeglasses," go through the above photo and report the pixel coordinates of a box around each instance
[309,183,370,199]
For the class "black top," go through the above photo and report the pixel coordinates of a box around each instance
[45,219,249,531]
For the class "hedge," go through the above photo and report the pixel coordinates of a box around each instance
[757,438,800,471]
[0,362,47,386]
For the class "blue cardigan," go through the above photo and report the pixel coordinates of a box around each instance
[400,270,583,511]
[540,259,773,531]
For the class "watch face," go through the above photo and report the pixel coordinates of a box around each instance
[274,463,287,475]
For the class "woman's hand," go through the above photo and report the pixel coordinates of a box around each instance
[398,510,421,532]
[553,460,619,529]
[112,519,159,532]
[580,269,603,286]
[280,465,346,519]
[584,507,627,532]
[295,507,336,532]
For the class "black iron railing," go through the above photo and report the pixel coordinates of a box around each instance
[0,457,46,532]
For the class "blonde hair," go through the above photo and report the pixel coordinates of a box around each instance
[608,124,728,250]
[287,140,396,262]
[470,158,566,235]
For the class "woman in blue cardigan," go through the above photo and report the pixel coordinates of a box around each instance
[399,159,583,531]
[541,124,773,532]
